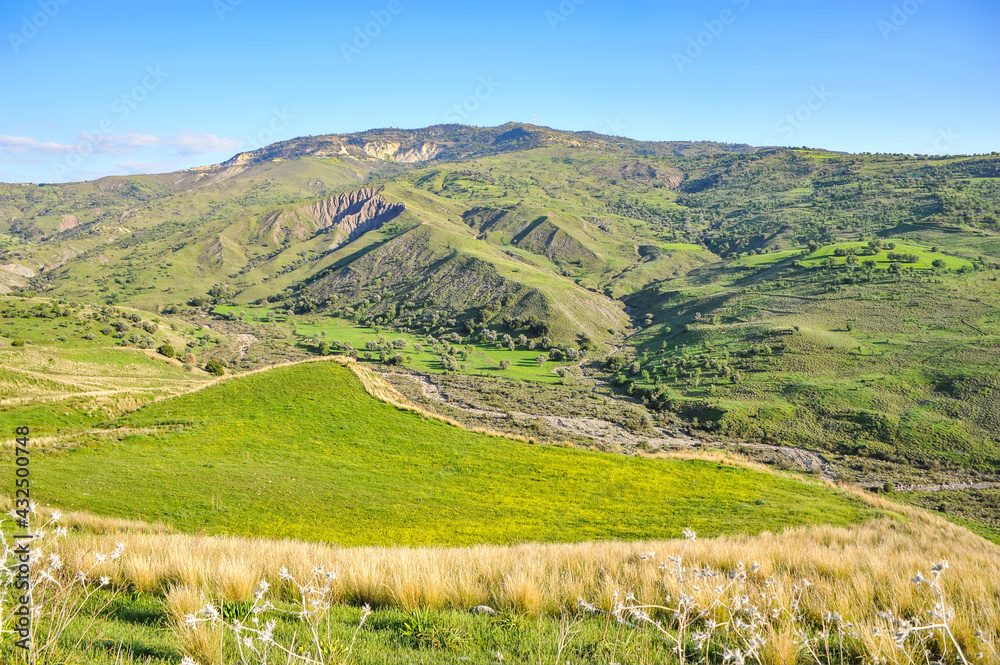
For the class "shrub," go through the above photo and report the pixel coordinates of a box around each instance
[10,339,25,347]
[158,344,176,358]
[205,359,226,376]
[607,354,628,372]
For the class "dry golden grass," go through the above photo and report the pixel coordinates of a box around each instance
[45,489,1000,654]
[7,356,998,658]
[165,584,222,665]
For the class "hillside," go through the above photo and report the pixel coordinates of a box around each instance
[1,123,999,534]
[32,360,872,545]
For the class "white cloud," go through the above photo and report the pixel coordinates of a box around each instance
[115,159,189,175]
[169,130,243,154]
[1,131,242,157]
[0,135,75,154]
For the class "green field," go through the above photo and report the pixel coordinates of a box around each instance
[215,305,576,382]
[799,241,973,270]
[33,361,873,546]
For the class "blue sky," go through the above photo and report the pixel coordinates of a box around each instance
[1,0,997,183]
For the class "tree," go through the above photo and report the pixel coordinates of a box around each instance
[536,354,548,367]
[157,344,175,358]
[499,359,511,370]
[607,354,628,372]
[932,259,946,269]
[205,359,225,376]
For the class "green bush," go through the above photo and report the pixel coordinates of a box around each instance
[157,344,175,358]
[205,359,226,376]
[10,339,25,347]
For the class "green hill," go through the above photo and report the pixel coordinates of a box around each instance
[33,360,872,545]
[1,123,999,526]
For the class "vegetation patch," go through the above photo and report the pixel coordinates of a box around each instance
[34,361,873,545]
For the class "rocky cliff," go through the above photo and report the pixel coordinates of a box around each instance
[259,187,405,248]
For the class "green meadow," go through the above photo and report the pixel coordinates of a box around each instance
[215,305,575,382]
[34,361,873,546]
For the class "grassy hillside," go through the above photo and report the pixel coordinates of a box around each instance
[33,360,873,545]
[0,123,998,535]
[620,245,1000,471]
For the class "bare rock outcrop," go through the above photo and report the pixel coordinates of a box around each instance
[306,187,405,245]
[394,142,442,163]
[259,187,405,248]
[363,141,401,160]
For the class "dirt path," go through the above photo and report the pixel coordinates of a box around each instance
[390,371,832,463]
[385,369,1000,493]
[859,480,1000,492]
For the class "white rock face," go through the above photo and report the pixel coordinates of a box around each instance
[363,141,402,160]
[393,142,442,163]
